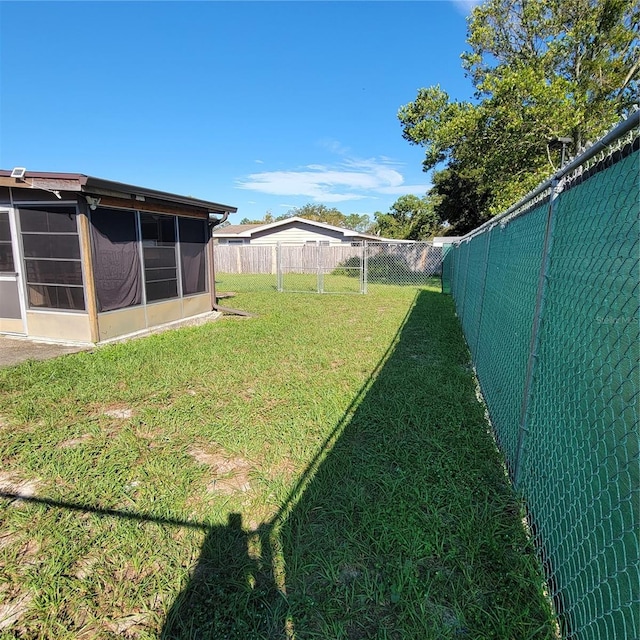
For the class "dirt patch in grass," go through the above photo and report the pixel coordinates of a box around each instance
[104,613,152,637]
[245,503,280,531]
[0,592,34,631]
[271,456,298,482]
[69,613,154,639]
[0,471,41,503]
[114,561,164,584]
[0,537,40,630]
[338,565,362,584]
[189,447,253,495]
[58,433,93,448]
[0,531,20,550]
[103,406,134,419]
[0,535,40,572]
[72,552,102,580]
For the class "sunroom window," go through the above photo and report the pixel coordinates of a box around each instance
[19,206,85,311]
[140,212,179,302]
[0,211,14,272]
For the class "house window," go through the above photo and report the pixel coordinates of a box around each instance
[19,206,85,311]
[227,239,244,245]
[0,211,14,272]
[140,212,179,302]
[179,217,207,295]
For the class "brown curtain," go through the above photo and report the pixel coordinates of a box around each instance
[179,218,207,295]
[90,208,142,312]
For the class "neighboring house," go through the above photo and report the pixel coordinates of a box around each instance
[212,216,412,245]
[432,236,462,248]
[0,169,236,344]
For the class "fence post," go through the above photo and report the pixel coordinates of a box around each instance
[458,241,471,320]
[362,242,368,294]
[513,178,561,488]
[473,227,494,358]
[276,242,283,292]
[317,244,324,294]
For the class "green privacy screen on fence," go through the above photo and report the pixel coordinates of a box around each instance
[443,118,639,640]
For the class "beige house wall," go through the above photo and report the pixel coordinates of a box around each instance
[97,306,147,342]
[96,294,211,343]
[25,311,93,343]
[0,318,24,334]
[146,299,183,328]
[249,226,347,245]
[182,294,210,317]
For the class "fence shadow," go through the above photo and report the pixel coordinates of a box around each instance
[161,289,554,638]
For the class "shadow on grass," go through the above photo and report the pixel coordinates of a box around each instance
[161,289,554,639]
[1,290,554,639]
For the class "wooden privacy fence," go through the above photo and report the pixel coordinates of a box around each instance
[214,244,277,274]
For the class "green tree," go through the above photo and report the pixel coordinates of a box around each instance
[286,203,346,227]
[240,205,373,231]
[286,203,372,231]
[239,211,274,225]
[344,213,374,233]
[399,0,639,222]
[372,194,439,240]
[429,164,492,235]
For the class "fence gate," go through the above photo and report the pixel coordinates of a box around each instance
[277,242,365,294]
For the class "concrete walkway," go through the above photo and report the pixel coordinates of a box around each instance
[0,336,91,368]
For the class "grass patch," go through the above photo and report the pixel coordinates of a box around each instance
[0,284,555,638]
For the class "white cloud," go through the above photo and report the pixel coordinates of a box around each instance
[237,157,429,203]
[450,0,482,17]
[317,138,351,155]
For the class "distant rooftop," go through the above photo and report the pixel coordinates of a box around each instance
[213,224,264,235]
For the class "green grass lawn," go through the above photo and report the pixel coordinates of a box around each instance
[214,272,442,294]
[0,285,555,639]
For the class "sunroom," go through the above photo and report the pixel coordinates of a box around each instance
[0,170,236,344]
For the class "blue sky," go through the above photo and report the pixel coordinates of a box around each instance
[0,1,479,224]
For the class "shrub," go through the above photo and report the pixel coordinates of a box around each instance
[332,254,413,283]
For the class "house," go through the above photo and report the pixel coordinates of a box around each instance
[0,169,236,344]
[432,236,462,248]
[212,216,411,245]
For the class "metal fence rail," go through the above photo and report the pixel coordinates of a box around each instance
[277,243,364,294]
[443,113,639,639]
[214,242,442,294]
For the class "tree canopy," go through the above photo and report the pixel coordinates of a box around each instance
[399,0,639,233]
[240,204,372,232]
[371,194,440,240]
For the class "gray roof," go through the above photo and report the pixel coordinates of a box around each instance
[0,169,237,214]
[210,217,411,242]
[213,224,263,235]
[433,236,462,244]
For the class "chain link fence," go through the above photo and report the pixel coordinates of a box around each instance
[443,114,639,639]
[214,241,442,294]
